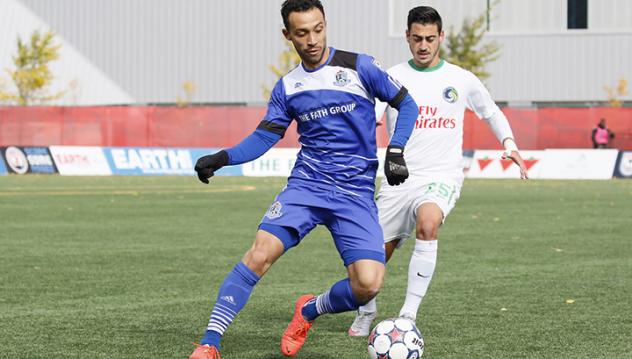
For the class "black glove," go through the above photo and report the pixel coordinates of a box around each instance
[384,145,409,186]
[194,150,229,184]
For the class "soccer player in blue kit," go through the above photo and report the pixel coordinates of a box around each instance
[188,1,418,358]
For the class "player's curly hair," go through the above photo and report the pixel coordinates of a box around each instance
[407,6,442,33]
[281,0,325,30]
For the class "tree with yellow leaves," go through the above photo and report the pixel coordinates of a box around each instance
[176,80,197,107]
[262,41,301,100]
[603,78,628,108]
[441,10,501,81]
[0,30,64,105]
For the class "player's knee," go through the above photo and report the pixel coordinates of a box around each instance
[416,221,438,240]
[352,275,383,303]
[243,248,268,273]
[243,243,278,274]
[242,232,285,275]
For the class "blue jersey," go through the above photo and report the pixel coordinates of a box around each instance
[261,48,408,198]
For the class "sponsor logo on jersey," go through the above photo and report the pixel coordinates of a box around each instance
[297,102,357,122]
[415,106,456,129]
[442,87,458,103]
[294,82,304,89]
[333,70,350,86]
[415,117,457,129]
[265,201,283,219]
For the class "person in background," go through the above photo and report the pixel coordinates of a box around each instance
[592,118,615,148]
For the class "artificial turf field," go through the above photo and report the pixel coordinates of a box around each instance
[1,176,631,358]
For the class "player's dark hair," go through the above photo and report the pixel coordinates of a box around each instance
[407,6,442,33]
[281,0,325,30]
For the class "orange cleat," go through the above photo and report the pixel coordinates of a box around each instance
[189,343,220,359]
[280,294,316,357]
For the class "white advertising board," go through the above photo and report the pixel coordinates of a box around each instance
[538,149,618,180]
[467,150,545,179]
[241,148,300,177]
[49,146,112,176]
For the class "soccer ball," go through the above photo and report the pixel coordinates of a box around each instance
[367,317,424,359]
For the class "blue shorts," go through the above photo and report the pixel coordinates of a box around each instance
[259,182,385,266]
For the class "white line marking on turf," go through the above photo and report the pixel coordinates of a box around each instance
[0,186,257,197]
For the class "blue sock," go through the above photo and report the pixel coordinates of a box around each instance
[201,262,260,348]
[301,297,318,322]
[200,331,221,349]
[301,278,360,321]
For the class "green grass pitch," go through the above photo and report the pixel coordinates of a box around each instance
[1,176,631,358]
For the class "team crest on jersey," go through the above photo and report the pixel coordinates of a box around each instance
[442,87,458,103]
[333,70,351,86]
[265,201,283,219]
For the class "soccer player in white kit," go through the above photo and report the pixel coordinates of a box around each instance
[348,5,529,336]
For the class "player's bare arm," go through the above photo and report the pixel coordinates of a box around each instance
[502,138,529,179]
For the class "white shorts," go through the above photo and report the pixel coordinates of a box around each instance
[377,178,461,245]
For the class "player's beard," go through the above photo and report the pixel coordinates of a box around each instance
[300,48,324,68]
[411,40,441,68]
[416,48,439,68]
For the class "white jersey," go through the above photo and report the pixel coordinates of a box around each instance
[378,59,514,185]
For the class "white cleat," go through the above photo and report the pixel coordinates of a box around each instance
[347,310,377,337]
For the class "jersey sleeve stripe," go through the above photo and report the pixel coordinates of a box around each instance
[257,120,287,137]
[387,87,408,109]
[328,49,358,71]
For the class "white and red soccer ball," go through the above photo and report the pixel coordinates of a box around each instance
[367,317,424,359]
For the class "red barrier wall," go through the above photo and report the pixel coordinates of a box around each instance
[1,106,631,149]
[461,107,632,150]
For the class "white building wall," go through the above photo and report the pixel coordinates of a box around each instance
[389,0,487,36]
[386,0,632,103]
[486,32,632,103]
[5,0,631,105]
[0,0,134,105]
[492,0,567,33]
[389,0,632,34]
[590,0,632,30]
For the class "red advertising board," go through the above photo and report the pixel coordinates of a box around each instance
[1,106,631,150]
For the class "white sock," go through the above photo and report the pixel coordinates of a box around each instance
[399,239,437,319]
[358,297,377,313]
